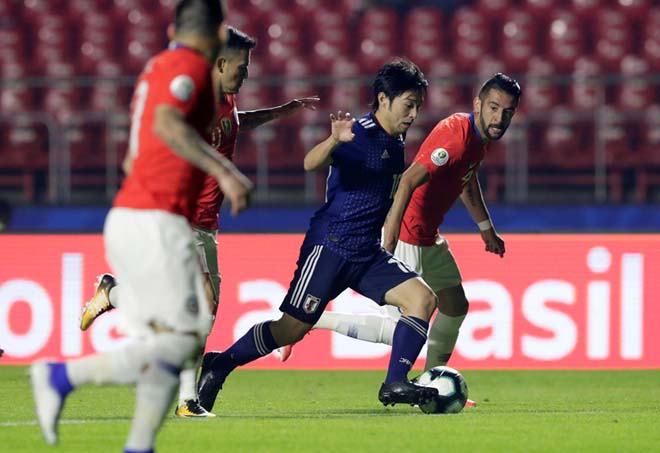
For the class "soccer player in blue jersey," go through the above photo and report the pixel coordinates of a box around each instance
[197,58,439,410]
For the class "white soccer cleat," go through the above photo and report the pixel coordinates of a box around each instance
[80,274,116,331]
[30,361,65,445]
[273,344,293,362]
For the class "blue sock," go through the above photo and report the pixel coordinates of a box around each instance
[48,362,73,398]
[124,449,154,453]
[385,316,428,384]
[215,321,279,374]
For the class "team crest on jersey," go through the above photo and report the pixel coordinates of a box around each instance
[221,117,232,136]
[169,75,195,102]
[302,294,321,314]
[431,148,450,166]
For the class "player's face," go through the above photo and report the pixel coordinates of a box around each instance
[378,90,423,136]
[474,88,517,141]
[217,49,250,94]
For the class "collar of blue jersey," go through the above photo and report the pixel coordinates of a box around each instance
[469,112,486,144]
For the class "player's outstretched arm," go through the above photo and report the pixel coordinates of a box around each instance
[238,96,320,132]
[153,104,253,215]
[382,162,429,253]
[459,172,505,257]
[303,110,355,172]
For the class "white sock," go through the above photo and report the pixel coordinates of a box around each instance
[66,338,146,386]
[313,311,397,345]
[425,312,466,370]
[177,363,199,405]
[125,332,199,451]
[108,285,119,308]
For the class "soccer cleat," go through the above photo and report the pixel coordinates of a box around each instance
[80,274,117,331]
[465,398,477,408]
[30,361,67,445]
[273,344,293,362]
[378,380,439,407]
[197,351,227,412]
[174,399,217,418]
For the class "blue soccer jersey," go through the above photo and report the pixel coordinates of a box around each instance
[302,112,406,262]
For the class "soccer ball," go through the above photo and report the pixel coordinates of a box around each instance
[415,366,468,414]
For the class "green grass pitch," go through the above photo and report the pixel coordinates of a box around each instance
[2,366,659,452]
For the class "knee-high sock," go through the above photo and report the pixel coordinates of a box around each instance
[124,333,199,452]
[214,321,279,375]
[313,311,397,345]
[425,312,466,370]
[385,315,428,383]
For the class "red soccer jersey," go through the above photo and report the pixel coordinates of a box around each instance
[192,93,239,230]
[399,113,488,246]
[113,47,215,221]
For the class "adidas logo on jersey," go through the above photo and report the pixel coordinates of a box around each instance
[381,150,390,159]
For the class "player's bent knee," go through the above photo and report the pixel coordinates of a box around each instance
[146,332,201,368]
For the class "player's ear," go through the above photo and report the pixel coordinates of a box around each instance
[166,23,175,41]
[473,96,481,115]
[216,57,226,72]
[377,92,388,110]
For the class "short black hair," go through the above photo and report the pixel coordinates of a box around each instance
[478,73,522,106]
[221,26,257,54]
[174,0,225,36]
[371,58,428,111]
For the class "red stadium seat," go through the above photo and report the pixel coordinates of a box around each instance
[425,60,463,113]
[500,10,537,73]
[89,81,129,112]
[5,118,50,170]
[404,6,444,43]
[451,8,490,72]
[615,0,652,20]
[593,9,632,71]
[22,0,66,18]
[569,56,604,111]
[546,9,585,73]
[521,57,560,112]
[523,0,554,18]
[570,0,601,19]
[475,0,512,19]
[42,84,82,122]
[635,104,660,201]
[642,8,660,71]
[1,85,35,113]
[617,54,654,111]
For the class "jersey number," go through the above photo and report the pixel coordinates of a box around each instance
[389,174,402,199]
[128,81,149,157]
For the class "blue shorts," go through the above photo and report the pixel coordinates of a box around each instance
[280,245,418,324]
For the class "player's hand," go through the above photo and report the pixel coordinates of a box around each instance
[284,96,320,115]
[217,169,254,216]
[481,228,505,257]
[330,111,356,143]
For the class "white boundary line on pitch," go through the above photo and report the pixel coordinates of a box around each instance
[0,419,132,427]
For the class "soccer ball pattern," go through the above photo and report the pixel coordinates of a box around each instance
[415,366,468,414]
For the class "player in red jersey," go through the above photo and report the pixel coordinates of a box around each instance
[77,26,319,418]
[30,2,252,450]
[289,74,521,407]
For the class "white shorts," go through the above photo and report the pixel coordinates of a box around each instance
[393,236,462,294]
[192,226,220,300]
[104,208,211,337]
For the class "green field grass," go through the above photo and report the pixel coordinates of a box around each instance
[2,366,659,452]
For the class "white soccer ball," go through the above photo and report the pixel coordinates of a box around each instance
[415,366,468,414]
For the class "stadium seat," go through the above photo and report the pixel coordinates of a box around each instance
[635,104,660,201]
[521,57,559,112]
[451,8,490,72]
[0,84,35,113]
[617,54,654,111]
[615,0,652,20]
[424,60,463,114]
[500,10,537,73]
[42,84,82,121]
[593,8,632,71]
[569,56,604,112]
[546,9,585,73]
[475,0,512,19]
[523,0,554,18]
[570,0,600,19]
[642,7,660,71]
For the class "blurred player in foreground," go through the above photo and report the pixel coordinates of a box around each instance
[79,26,319,418]
[197,58,441,412]
[293,74,521,406]
[30,1,253,450]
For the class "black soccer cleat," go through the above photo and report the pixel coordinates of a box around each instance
[197,351,227,412]
[378,380,439,407]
